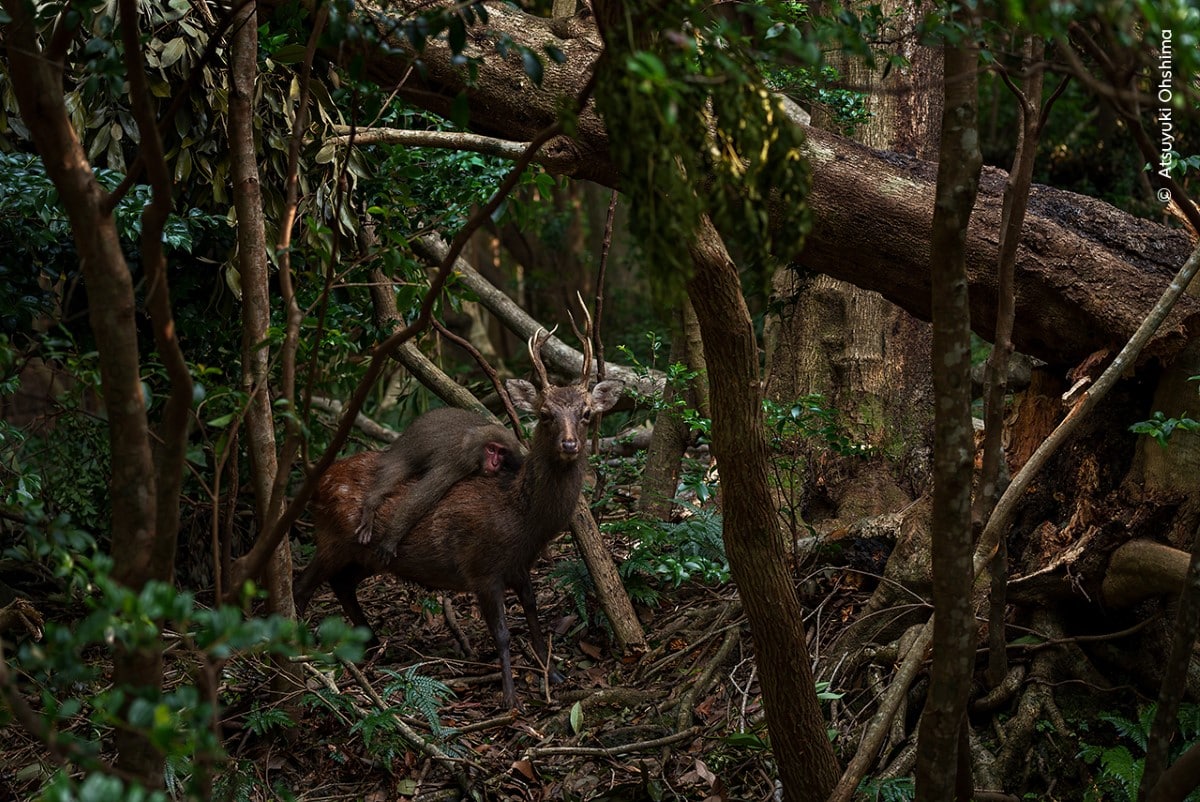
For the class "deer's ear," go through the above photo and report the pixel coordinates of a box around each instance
[590,380,623,412]
[506,379,540,412]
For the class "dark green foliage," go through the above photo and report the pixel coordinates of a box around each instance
[857,776,916,802]
[552,510,728,626]
[613,510,730,590]
[764,395,872,458]
[978,1,1198,214]
[1130,410,1200,446]
[767,64,871,136]
[0,153,227,337]
[1,472,365,799]
[593,2,815,300]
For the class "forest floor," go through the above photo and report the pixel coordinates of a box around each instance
[260,540,829,802]
[0,533,880,802]
[0,524,1146,801]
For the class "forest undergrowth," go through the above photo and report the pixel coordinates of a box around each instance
[0,525,873,802]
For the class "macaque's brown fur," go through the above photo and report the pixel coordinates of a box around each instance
[355,407,523,555]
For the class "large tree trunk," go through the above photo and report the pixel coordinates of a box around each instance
[279,0,1198,368]
[765,0,940,530]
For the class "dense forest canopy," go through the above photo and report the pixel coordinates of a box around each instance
[0,1,1198,801]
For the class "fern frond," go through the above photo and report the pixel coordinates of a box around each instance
[245,702,296,736]
[1179,703,1200,741]
[1099,745,1141,800]
[550,559,595,624]
[379,665,454,737]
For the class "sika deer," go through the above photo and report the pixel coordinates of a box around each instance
[294,326,621,708]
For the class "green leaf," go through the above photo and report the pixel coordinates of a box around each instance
[570,701,584,734]
[314,142,338,165]
[450,92,471,129]
[448,15,467,53]
[271,44,308,64]
[160,38,187,68]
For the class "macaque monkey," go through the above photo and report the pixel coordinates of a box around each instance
[355,407,524,555]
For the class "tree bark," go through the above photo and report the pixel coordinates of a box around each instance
[228,0,294,619]
[1,1,169,785]
[915,30,982,802]
[687,216,841,802]
[638,315,689,520]
[765,0,939,530]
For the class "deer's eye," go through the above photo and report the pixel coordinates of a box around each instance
[580,410,592,423]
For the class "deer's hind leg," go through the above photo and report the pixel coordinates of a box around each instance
[327,565,374,635]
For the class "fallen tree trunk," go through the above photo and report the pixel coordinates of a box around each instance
[271,0,1200,368]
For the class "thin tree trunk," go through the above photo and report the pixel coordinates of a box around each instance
[978,35,1047,689]
[687,216,840,802]
[915,23,982,802]
[228,0,294,619]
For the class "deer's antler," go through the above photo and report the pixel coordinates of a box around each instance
[568,292,593,387]
[527,325,556,390]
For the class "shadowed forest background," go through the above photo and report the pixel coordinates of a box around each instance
[1,1,1199,800]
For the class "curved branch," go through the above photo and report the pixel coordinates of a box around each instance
[328,125,531,157]
[411,233,663,397]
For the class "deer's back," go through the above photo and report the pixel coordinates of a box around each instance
[312,451,562,594]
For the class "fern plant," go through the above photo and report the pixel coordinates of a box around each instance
[245,702,296,736]
[1078,703,1200,802]
[551,510,728,631]
[857,776,916,802]
[380,665,455,738]
[613,509,730,589]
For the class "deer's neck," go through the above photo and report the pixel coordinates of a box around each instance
[515,442,585,539]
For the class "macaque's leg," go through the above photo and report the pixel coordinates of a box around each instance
[374,462,468,555]
[355,454,415,545]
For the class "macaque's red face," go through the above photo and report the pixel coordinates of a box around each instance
[483,442,507,474]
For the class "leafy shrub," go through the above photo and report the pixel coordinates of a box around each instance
[554,509,730,628]
[1,496,364,801]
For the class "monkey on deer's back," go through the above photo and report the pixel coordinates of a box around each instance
[354,406,524,557]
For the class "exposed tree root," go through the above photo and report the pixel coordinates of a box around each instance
[995,611,1071,782]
